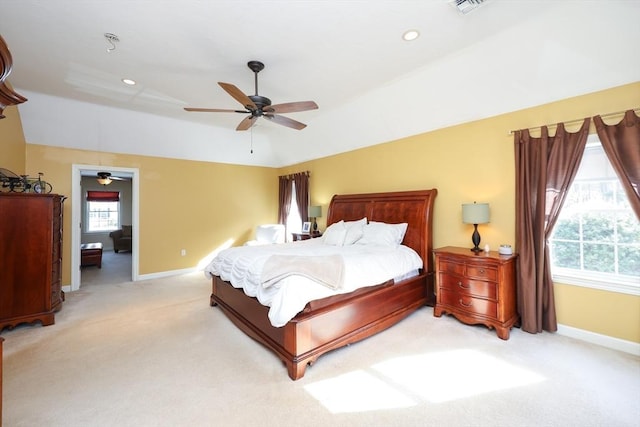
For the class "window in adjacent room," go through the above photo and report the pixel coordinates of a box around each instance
[549,135,640,296]
[86,191,120,232]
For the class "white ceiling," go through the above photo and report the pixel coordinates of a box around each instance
[2,0,639,167]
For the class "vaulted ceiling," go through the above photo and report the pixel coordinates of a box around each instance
[2,1,639,167]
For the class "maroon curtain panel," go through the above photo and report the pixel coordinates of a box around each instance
[293,172,309,225]
[514,119,590,334]
[277,175,292,227]
[594,110,640,219]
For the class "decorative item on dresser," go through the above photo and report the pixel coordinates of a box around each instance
[0,193,66,331]
[433,246,518,340]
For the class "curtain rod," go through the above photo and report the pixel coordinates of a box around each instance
[279,170,310,179]
[508,107,640,135]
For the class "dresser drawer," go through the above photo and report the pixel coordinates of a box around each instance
[439,289,498,318]
[465,264,498,281]
[439,274,497,300]
[439,259,465,276]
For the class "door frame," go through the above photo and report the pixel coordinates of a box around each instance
[69,164,140,291]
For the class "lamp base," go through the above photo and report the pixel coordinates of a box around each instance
[470,224,482,253]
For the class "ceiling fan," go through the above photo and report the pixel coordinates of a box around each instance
[184,61,318,131]
[96,171,127,186]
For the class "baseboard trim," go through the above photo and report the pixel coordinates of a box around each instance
[137,267,200,281]
[62,267,201,293]
[557,323,640,356]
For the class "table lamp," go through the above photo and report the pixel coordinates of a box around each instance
[462,202,490,253]
[308,205,322,233]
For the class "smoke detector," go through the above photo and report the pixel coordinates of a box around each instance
[449,0,488,15]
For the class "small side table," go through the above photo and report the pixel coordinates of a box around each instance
[292,232,323,241]
[81,242,103,268]
[433,246,518,340]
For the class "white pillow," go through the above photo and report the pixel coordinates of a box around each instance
[322,221,347,246]
[343,217,367,245]
[356,221,408,246]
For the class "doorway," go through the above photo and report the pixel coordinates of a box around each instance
[69,165,140,292]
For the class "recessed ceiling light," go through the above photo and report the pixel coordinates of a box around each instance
[122,78,136,86]
[402,30,420,41]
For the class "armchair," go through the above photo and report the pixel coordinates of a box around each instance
[244,224,285,246]
[109,225,132,253]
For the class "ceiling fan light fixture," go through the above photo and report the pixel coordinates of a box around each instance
[97,171,113,185]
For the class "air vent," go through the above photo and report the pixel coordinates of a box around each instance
[449,0,488,15]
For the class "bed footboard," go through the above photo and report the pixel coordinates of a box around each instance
[211,272,429,380]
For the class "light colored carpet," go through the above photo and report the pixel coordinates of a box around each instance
[2,271,639,427]
[80,250,132,286]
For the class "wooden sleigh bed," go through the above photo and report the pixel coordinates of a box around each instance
[209,189,437,380]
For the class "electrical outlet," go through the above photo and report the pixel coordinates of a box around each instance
[180,249,186,256]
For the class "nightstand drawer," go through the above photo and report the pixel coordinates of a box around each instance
[439,289,498,318]
[439,260,465,276]
[439,274,497,300]
[465,265,498,281]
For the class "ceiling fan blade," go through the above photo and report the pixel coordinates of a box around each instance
[184,107,246,113]
[263,114,307,130]
[263,101,318,114]
[236,115,257,131]
[218,82,257,110]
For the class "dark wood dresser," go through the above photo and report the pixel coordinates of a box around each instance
[433,246,518,340]
[0,193,65,330]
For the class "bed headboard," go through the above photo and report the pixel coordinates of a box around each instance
[326,189,437,274]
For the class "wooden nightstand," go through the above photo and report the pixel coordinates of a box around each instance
[292,232,322,241]
[433,246,518,340]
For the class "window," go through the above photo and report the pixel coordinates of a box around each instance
[549,136,640,295]
[86,191,120,232]
[285,182,302,240]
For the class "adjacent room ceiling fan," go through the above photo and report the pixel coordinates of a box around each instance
[96,171,127,186]
[184,61,318,131]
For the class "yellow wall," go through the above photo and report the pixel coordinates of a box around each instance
[282,81,640,343]
[25,145,279,283]
[2,81,638,344]
[0,104,26,173]
[555,283,640,342]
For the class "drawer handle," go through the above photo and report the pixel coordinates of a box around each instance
[458,281,470,289]
[459,299,473,308]
[478,268,485,274]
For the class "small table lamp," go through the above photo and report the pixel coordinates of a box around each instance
[308,205,322,233]
[462,202,490,253]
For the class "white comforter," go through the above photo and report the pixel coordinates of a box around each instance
[204,239,423,327]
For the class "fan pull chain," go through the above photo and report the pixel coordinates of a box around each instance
[250,126,253,154]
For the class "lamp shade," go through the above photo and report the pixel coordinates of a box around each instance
[308,205,322,218]
[462,203,490,224]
